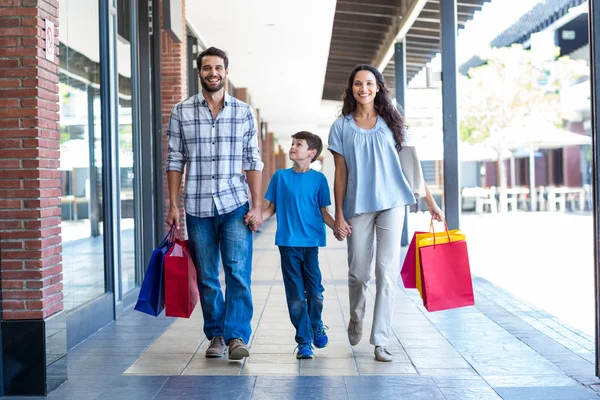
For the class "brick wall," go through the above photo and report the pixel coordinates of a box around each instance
[0,0,63,320]
[159,0,187,236]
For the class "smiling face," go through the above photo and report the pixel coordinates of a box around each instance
[352,70,380,106]
[198,55,228,93]
[288,138,316,163]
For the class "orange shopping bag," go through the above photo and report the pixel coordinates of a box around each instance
[414,220,464,298]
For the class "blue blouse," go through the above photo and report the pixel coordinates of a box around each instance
[328,115,416,219]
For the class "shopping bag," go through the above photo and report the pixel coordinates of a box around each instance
[134,226,174,316]
[413,222,464,297]
[401,231,428,289]
[164,234,200,318]
[418,223,474,312]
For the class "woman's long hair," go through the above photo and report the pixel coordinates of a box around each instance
[340,64,405,151]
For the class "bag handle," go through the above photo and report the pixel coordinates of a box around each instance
[430,218,451,247]
[160,224,176,246]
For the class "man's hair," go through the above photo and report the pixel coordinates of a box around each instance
[196,46,229,70]
[292,131,323,163]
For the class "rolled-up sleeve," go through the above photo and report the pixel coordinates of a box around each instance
[242,108,264,172]
[166,105,186,173]
[327,120,344,156]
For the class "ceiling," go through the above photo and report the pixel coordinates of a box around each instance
[322,0,492,101]
[186,0,337,138]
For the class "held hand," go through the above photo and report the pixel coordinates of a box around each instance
[334,217,352,240]
[245,206,264,232]
[166,205,180,230]
[428,203,445,222]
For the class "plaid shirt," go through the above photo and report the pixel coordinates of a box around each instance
[166,92,264,217]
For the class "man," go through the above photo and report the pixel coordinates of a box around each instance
[165,46,264,360]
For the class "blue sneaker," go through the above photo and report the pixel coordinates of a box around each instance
[313,321,329,348]
[295,343,314,359]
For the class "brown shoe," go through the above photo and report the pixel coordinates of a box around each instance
[205,336,226,358]
[228,338,250,360]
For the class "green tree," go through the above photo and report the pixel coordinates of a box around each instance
[459,44,587,211]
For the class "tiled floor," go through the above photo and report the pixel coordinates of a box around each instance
[8,220,600,399]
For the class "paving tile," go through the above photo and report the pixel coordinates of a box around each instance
[251,387,349,400]
[95,386,162,400]
[346,383,445,400]
[431,376,491,388]
[416,368,479,377]
[255,376,346,388]
[242,363,298,375]
[483,374,581,387]
[439,386,503,400]
[494,386,600,400]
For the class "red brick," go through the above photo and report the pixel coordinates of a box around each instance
[2,169,55,179]
[0,159,20,168]
[24,215,60,228]
[0,179,21,188]
[0,79,20,87]
[21,37,44,47]
[0,138,21,147]
[22,159,59,168]
[22,98,59,111]
[0,209,41,219]
[4,226,60,239]
[2,301,26,310]
[0,220,22,230]
[25,236,61,249]
[1,260,24,269]
[1,241,24,250]
[24,197,60,207]
[0,119,20,128]
[0,18,20,28]
[2,281,24,289]
[3,310,44,319]
[2,290,43,299]
[0,128,38,138]
[0,199,20,208]
[2,264,62,280]
[0,47,38,57]
[0,99,19,108]
[0,37,19,47]
[23,178,60,189]
[1,7,39,17]
[43,301,63,318]
[0,108,39,118]
[0,88,37,98]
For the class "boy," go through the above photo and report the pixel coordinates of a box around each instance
[247,131,339,359]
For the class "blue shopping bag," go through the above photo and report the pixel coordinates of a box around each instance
[134,227,174,316]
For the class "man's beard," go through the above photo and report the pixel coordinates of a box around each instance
[200,76,225,92]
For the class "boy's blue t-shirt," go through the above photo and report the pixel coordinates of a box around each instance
[265,168,331,247]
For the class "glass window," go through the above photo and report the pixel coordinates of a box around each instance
[117,0,136,294]
[59,0,105,311]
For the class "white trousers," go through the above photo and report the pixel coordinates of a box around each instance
[347,206,405,346]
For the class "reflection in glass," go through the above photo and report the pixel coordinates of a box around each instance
[118,0,136,294]
[59,0,105,311]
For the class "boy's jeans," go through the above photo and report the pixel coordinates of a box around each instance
[278,246,324,345]
[186,203,253,344]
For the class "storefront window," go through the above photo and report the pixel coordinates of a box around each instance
[118,0,136,294]
[59,0,105,311]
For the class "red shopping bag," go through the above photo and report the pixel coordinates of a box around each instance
[418,223,474,312]
[400,231,427,289]
[164,235,200,318]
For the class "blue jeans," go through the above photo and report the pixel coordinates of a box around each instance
[278,246,324,345]
[186,203,253,344]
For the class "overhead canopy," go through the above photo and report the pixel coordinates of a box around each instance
[322,0,491,101]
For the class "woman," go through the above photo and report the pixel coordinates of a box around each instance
[328,64,444,362]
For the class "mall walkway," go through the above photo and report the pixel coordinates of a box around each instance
[7,221,600,399]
